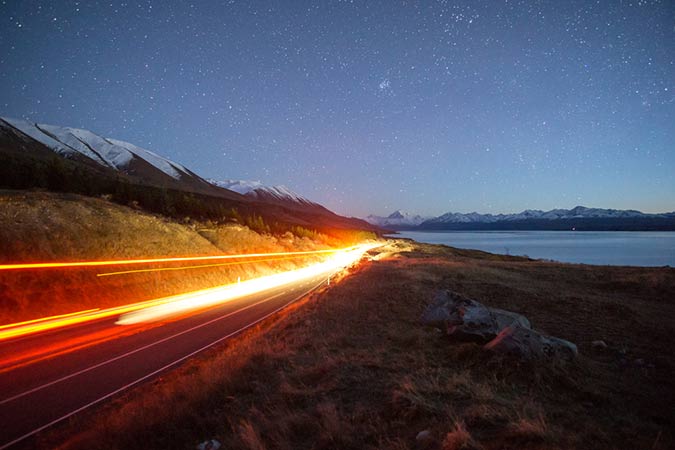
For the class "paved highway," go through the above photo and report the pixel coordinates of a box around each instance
[0,269,338,449]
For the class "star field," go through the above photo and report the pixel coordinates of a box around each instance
[1,0,673,216]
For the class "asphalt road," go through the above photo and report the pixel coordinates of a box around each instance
[0,271,334,449]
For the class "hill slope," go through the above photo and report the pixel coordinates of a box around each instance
[0,117,381,236]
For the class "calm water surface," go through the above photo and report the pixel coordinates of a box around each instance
[394,231,675,267]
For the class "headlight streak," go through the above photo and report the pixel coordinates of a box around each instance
[116,243,379,325]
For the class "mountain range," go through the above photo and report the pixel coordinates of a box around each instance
[2,116,672,233]
[366,206,675,231]
[0,116,380,234]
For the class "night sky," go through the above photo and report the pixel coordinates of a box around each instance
[1,1,673,217]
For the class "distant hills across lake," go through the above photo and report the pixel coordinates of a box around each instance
[366,207,675,231]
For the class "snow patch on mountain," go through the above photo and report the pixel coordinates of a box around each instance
[107,138,187,179]
[2,117,77,157]
[210,179,314,205]
[37,123,115,167]
[211,179,264,195]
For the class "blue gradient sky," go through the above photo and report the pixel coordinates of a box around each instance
[1,0,673,217]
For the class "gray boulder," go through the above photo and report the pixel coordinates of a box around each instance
[484,324,578,360]
[422,290,578,362]
[421,290,531,342]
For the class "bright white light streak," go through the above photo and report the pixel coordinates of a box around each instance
[116,244,379,325]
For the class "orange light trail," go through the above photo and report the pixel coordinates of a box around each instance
[116,243,379,325]
[0,244,379,341]
[0,248,355,271]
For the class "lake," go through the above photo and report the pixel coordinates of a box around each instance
[393,231,675,267]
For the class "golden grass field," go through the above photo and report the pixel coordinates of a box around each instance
[35,239,675,450]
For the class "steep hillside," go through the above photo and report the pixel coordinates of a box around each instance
[0,117,240,199]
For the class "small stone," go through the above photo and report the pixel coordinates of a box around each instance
[416,430,432,442]
[416,429,433,448]
[196,439,221,450]
[592,340,607,350]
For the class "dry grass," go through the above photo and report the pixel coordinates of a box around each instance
[32,239,675,450]
[441,422,473,450]
[0,190,333,324]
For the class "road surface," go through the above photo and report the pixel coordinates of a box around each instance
[0,270,336,449]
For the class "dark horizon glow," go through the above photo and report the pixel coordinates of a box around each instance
[1,1,673,217]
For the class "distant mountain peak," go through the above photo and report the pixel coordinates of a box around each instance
[365,210,430,229]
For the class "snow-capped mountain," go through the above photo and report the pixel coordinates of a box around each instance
[210,179,317,207]
[0,116,222,196]
[423,206,674,225]
[364,206,675,231]
[364,210,430,229]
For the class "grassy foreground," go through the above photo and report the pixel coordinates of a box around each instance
[36,239,675,450]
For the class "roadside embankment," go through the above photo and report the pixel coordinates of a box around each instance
[0,190,342,325]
